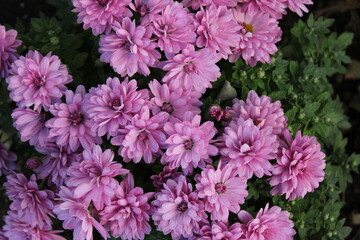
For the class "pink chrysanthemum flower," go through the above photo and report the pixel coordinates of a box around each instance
[196,221,243,240]
[111,106,168,164]
[84,77,149,137]
[3,210,65,240]
[161,44,221,94]
[100,174,154,239]
[194,5,241,59]
[34,143,81,187]
[287,0,313,16]
[66,145,128,210]
[99,17,160,77]
[130,0,170,25]
[239,0,287,19]
[151,2,196,54]
[238,204,296,240]
[6,50,72,111]
[162,111,218,175]
[229,7,282,66]
[4,174,54,228]
[0,143,17,176]
[72,0,132,35]
[0,25,21,79]
[152,176,207,239]
[150,165,182,190]
[148,79,201,121]
[54,186,109,240]
[46,85,101,152]
[230,90,287,136]
[220,118,278,179]
[11,108,49,147]
[195,164,248,222]
[270,130,326,200]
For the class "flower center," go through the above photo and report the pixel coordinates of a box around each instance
[215,183,227,194]
[184,62,194,73]
[96,0,110,6]
[33,75,46,89]
[69,113,83,125]
[184,139,194,150]
[138,130,148,140]
[244,23,253,33]
[110,99,123,111]
[177,202,188,213]
[124,41,133,52]
[253,119,262,126]
[139,4,148,16]
[161,102,173,114]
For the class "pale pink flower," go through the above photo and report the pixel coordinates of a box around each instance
[71,0,132,35]
[99,17,160,77]
[196,221,244,240]
[162,111,218,175]
[220,118,278,179]
[54,186,109,240]
[46,85,101,152]
[6,50,72,111]
[230,7,282,66]
[100,174,154,239]
[195,164,248,222]
[0,25,22,79]
[238,204,296,240]
[194,5,241,59]
[111,106,168,164]
[0,143,17,176]
[66,145,129,210]
[11,107,49,147]
[270,130,326,200]
[148,79,201,121]
[4,174,54,228]
[84,77,149,137]
[150,165,182,190]
[230,90,287,136]
[161,44,221,94]
[130,0,170,25]
[287,0,313,16]
[151,2,196,54]
[239,0,287,19]
[152,176,207,239]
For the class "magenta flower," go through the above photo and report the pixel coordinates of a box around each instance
[148,79,201,121]
[34,143,81,187]
[66,145,128,210]
[151,2,196,54]
[100,174,154,239]
[46,85,101,152]
[161,44,221,94]
[72,0,132,35]
[196,221,243,240]
[6,50,72,111]
[195,164,248,222]
[270,130,326,200]
[152,176,207,239]
[151,165,182,190]
[0,143,17,176]
[99,17,160,77]
[220,118,278,179]
[84,77,149,137]
[162,111,218,174]
[194,5,241,59]
[4,173,54,228]
[3,210,65,240]
[0,25,21,79]
[54,186,109,240]
[230,90,287,136]
[111,106,168,164]
[239,0,287,19]
[230,7,282,66]
[287,0,313,16]
[130,0,170,25]
[238,204,296,240]
[11,107,49,147]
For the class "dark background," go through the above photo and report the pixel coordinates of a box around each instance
[0,0,360,239]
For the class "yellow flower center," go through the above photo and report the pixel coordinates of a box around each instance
[244,23,253,33]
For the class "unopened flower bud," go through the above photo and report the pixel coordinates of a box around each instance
[209,105,223,121]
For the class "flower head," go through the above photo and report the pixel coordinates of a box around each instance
[72,0,132,35]
[270,130,326,200]
[238,204,296,240]
[0,143,17,176]
[66,145,129,210]
[152,176,207,239]
[99,17,160,77]
[0,25,22,79]
[130,0,170,24]
[6,50,72,111]
[196,221,243,240]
